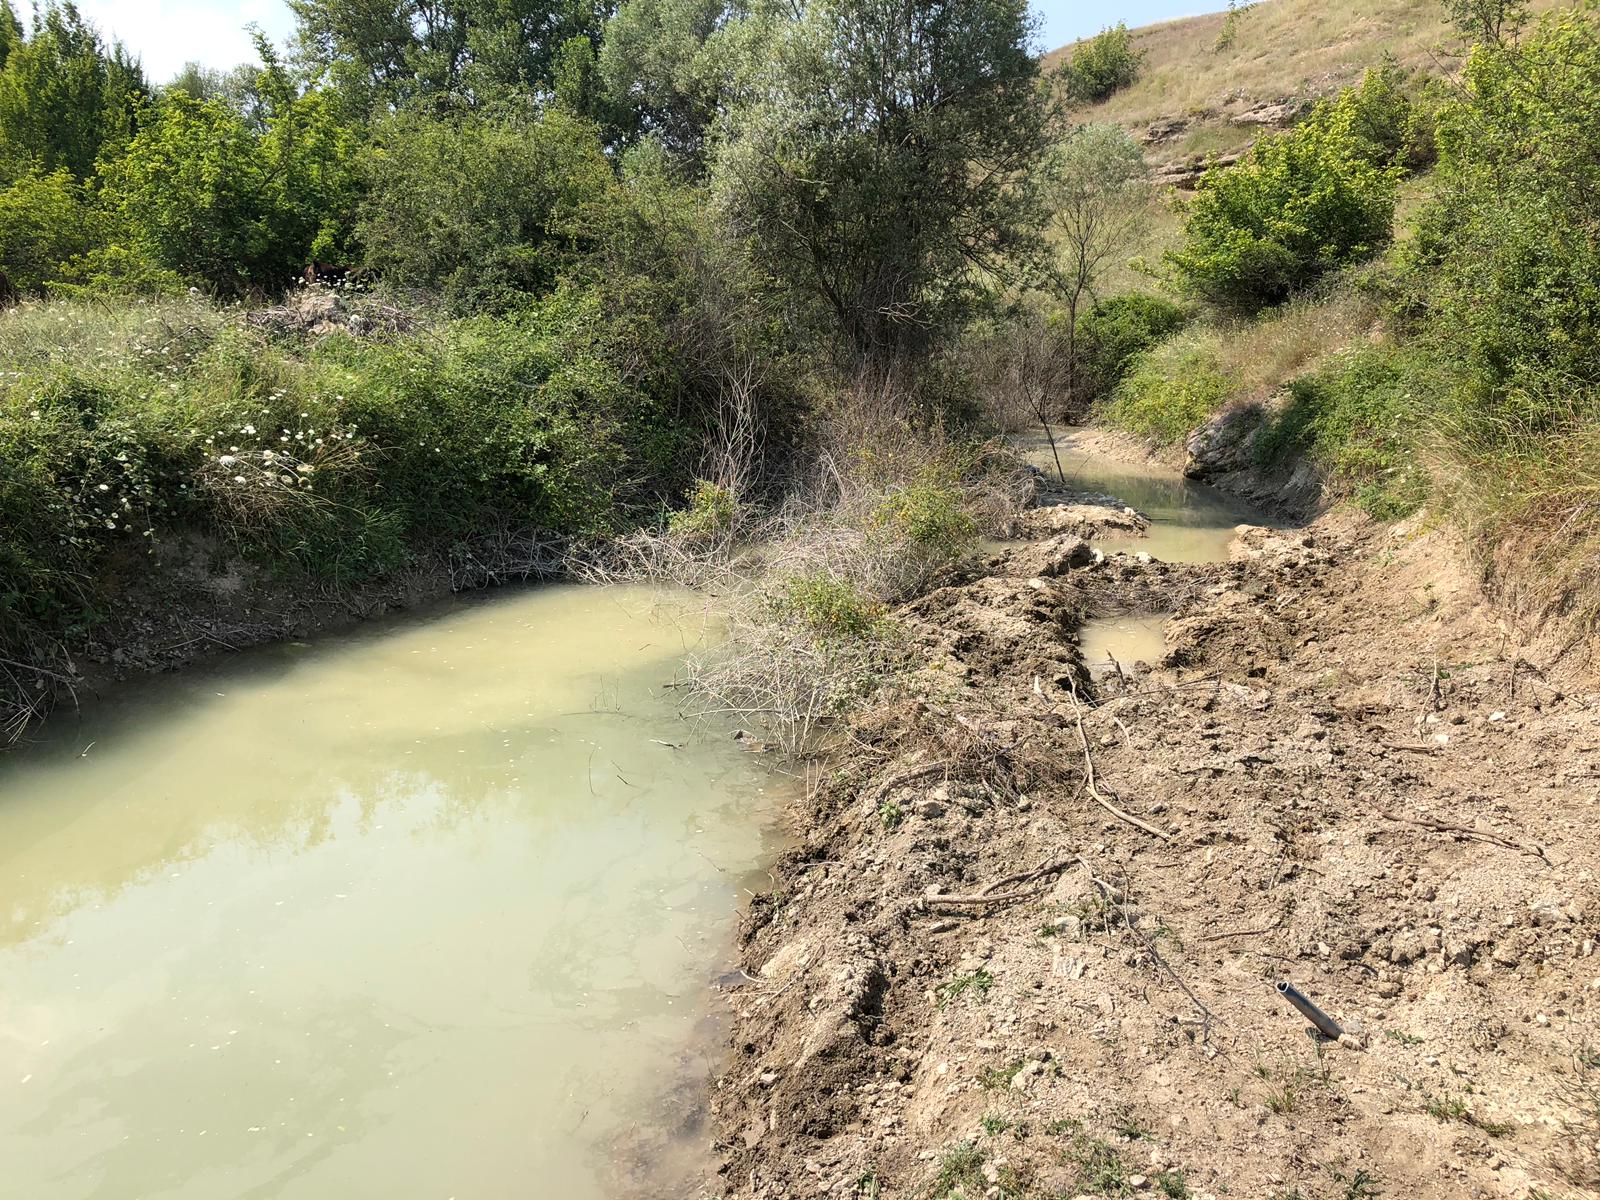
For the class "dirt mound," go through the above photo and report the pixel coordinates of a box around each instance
[710,512,1600,1200]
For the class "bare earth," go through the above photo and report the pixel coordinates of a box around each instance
[710,498,1600,1199]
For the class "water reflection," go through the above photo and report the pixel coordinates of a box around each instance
[1020,430,1280,562]
[0,584,784,1199]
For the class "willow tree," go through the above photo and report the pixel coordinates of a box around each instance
[1042,122,1149,420]
[714,0,1048,365]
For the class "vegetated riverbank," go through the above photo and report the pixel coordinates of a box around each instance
[709,443,1600,1200]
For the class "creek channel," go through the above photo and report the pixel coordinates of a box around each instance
[0,584,787,1199]
[1017,428,1280,669]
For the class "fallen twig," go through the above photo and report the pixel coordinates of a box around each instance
[1044,677,1173,842]
[1382,740,1443,754]
[1391,815,1549,864]
[1080,854,1219,1035]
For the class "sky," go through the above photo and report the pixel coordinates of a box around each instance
[68,0,1218,84]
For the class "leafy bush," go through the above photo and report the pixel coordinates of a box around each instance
[0,168,97,291]
[668,479,739,542]
[102,89,358,294]
[773,572,883,640]
[0,292,685,645]
[1097,341,1233,444]
[1074,294,1189,406]
[1168,73,1406,312]
[1406,2,1600,412]
[1061,23,1143,103]
[358,107,613,312]
[871,479,979,562]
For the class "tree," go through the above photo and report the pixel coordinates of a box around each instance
[0,1,147,184]
[1167,76,1404,312]
[288,0,609,114]
[0,2,22,70]
[165,60,271,130]
[103,81,359,293]
[0,167,99,291]
[714,0,1048,365]
[1408,0,1600,403]
[1041,123,1149,422]
[1059,22,1143,104]
[597,0,745,161]
[357,107,613,310]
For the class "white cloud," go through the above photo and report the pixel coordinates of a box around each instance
[72,0,297,82]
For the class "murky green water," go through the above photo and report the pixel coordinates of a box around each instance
[0,585,785,1199]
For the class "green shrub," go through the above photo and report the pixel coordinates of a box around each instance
[1168,72,1406,312]
[1061,23,1143,103]
[0,291,685,649]
[870,479,978,561]
[1406,2,1600,413]
[0,168,97,292]
[668,479,739,542]
[1074,294,1190,405]
[773,572,883,640]
[1098,342,1233,444]
[101,89,358,294]
[358,107,613,312]
[1255,347,1435,519]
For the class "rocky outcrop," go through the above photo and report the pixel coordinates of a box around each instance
[1231,98,1310,128]
[1152,150,1244,190]
[1184,403,1264,480]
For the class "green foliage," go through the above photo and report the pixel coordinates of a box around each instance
[0,291,680,649]
[1098,341,1232,444]
[286,0,605,115]
[871,480,978,562]
[359,107,612,311]
[936,969,995,1007]
[773,572,883,640]
[1041,123,1150,414]
[668,479,739,542]
[1407,1,1600,411]
[103,88,359,293]
[1169,72,1409,312]
[1255,347,1433,519]
[1061,23,1144,103]
[597,0,742,159]
[1074,294,1190,406]
[1214,1,1254,53]
[715,0,1047,361]
[0,168,98,292]
[0,1,146,184]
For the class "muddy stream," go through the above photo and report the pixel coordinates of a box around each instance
[0,585,786,1199]
[1019,429,1277,668]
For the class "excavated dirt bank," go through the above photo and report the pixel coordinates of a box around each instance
[710,505,1600,1200]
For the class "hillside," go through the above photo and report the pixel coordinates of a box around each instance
[1046,0,1562,171]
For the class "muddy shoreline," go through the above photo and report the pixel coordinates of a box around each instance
[709,457,1600,1197]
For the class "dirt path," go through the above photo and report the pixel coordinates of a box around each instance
[710,506,1600,1199]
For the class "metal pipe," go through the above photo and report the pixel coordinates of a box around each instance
[1275,980,1343,1039]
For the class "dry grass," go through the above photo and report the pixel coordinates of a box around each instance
[1101,281,1380,443]
[1433,407,1600,657]
[1044,0,1566,162]
[602,380,1033,758]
